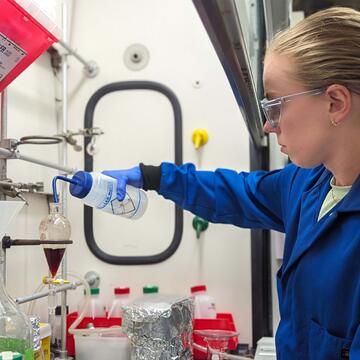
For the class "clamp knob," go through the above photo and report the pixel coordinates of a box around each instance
[192,216,209,239]
[192,129,209,149]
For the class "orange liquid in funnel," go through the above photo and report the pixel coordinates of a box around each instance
[43,248,65,277]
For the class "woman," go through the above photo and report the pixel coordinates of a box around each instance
[103,7,360,359]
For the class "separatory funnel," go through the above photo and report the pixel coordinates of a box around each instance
[39,203,71,346]
[39,203,71,278]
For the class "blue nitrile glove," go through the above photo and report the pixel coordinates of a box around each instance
[102,166,143,201]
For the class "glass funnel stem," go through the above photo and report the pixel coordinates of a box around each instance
[48,283,57,344]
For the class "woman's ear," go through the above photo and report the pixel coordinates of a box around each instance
[325,84,351,126]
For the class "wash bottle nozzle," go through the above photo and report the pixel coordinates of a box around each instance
[52,175,80,204]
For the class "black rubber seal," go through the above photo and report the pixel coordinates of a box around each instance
[84,81,183,265]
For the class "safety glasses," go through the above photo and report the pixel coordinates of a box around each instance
[260,88,323,128]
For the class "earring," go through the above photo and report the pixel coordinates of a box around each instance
[330,118,339,127]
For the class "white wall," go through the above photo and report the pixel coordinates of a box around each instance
[4,0,253,346]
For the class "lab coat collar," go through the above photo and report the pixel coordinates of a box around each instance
[337,172,360,213]
[281,167,360,278]
[313,167,360,213]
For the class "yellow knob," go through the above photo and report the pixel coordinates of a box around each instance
[52,278,70,285]
[42,276,70,285]
[192,128,209,149]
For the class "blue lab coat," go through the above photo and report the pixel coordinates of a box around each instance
[158,162,360,360]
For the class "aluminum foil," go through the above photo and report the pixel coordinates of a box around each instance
[28,315,40,351]
[122,294,193,360]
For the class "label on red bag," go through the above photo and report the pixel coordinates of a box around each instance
[0,32,26,81]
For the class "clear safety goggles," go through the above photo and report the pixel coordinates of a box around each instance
[260,88,323,128]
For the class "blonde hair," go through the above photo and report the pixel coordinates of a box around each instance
[267,7,360,94]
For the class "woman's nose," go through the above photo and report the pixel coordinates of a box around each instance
[263,120,280,134]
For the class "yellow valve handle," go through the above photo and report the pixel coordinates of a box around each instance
[42,276,70,285]
[52,278,70,285]
[192,128,209,149]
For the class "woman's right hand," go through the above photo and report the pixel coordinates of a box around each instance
[102,166,143,201]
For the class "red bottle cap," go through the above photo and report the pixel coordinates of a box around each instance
[114,287,130,295]
[191,285,207,293]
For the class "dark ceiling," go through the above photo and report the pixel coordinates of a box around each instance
[293,0,360,16]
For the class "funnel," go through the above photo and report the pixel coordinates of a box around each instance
[39,203,71,278]
[0,201,25,238]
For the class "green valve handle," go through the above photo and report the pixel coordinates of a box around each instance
[192,216,209,239]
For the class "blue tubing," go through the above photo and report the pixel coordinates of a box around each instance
[52,175,79,204]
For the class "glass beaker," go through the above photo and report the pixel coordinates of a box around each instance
[194,329,239,360]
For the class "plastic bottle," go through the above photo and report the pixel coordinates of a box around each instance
[83,288,106,319]
[107,287,131,319]
[52,172,147,219]
[143,285,159,295]
[77,290,87,316]
[191,285,216,319]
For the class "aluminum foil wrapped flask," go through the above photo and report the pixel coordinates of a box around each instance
[122,295,194,360]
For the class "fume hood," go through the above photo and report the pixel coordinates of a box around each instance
[192,0,291,149]
[192,0,291,347]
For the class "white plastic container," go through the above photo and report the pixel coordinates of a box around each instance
[68,171,148,219]
[191,285,216,319]
[107,287,131,319]
[74,333,130,360]
[83,288,106,319]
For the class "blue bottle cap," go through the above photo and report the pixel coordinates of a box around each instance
[69,171,93,199]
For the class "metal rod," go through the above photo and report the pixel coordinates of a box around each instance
[3,239,73,248]
[57,39,99,78]
[57,39,88,68]
[15,271,100,306]
[0,180,44,194]
[0,91,7,144]
[16,281,79,305]
[0,90,8,285]
[0,180,30,188]
[0,148,77,174]
[11,240,73,245]
[60,3,69,357]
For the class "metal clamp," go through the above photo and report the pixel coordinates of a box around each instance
[0,179,44,204]
[56,127,104,153]
[0,138,18,152]
[56,39,100,78]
